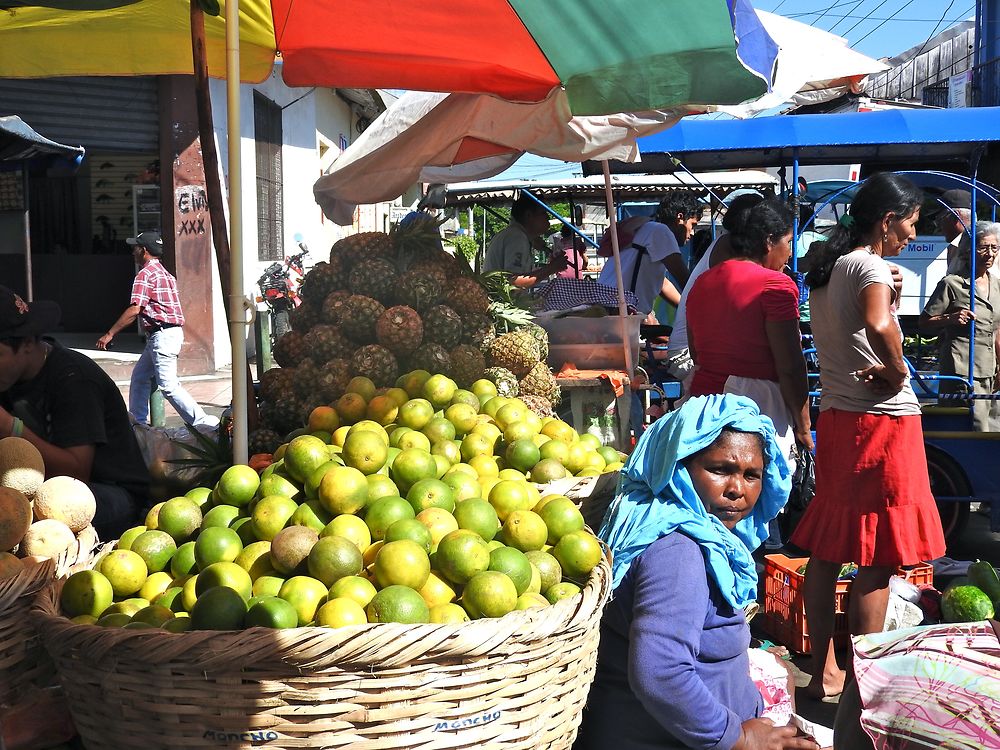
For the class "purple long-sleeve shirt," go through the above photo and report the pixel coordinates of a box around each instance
[576,532,763,750]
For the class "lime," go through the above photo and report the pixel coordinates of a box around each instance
[130,530,177,573]
[245,596,299,629]
[488,546,533,595]
[462,571,517,619]
[190,586,247,630]
[156,497,203,543]
[365,585,430,624]
[307,535,364,586]
[215,465,260,507]
[453,498,500,542]
[195,561,253,600]
[194,526,243,569]
[60,569,114,619]
[364,495,415,541]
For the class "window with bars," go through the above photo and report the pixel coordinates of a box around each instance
[254,91,283,261]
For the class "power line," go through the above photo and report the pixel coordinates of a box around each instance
[827,0,866,33]
[850,0,916,48]
[840,0,894,40]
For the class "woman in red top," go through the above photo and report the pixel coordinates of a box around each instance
[687,200,812,465]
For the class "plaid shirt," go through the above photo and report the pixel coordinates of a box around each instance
[131,259,185,332]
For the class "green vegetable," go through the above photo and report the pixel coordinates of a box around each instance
[941,585,995,623]
[968,560,1000,607]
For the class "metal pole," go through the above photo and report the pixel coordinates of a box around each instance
[21,168,32,301]
[601,160,633,377]
[791,149,800,274]
[226,0,248,463]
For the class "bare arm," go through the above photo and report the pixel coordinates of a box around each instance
[659,277,681,306]
[97,303,142,350]
[765,319,813,451]
[919,308,975,331]
[857,283,908,393]
[509,257,568,289]
[0,406,96,481]
[663,253,690,289]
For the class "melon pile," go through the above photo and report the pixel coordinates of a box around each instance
[0,437,98,580]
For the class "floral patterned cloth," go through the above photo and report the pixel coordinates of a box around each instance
[853,621,1000,749]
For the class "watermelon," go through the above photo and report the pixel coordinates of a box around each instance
[941,585,995,623]
[968,560,1000,607]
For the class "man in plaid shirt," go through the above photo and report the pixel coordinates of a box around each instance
[97,232,218,429]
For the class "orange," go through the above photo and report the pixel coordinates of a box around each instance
[215,465,260,507]
[538,497,585,544]
[545,581,582,604]
[503,422,535,444]
[252,573,286,599]
[384,518,433,554]
[480,396,506,419]
[462,571,518,619]
[564,444,590,475]
[234,540,274,580]
[552,531,603,580]
[245,596,299,629]
[304,460,340,501]
[540,420,577,444]
[397,369,432,398]
[290,499,333,533]
[364,495,414,541]
[190,586,247,630]
[269,526,319,576]
[499,510,548,552]
[470,379,498,401]
[307,535,363,586]
[443,403,478,436]
[529,458,567,484]
[95,612,131,628]
[317,465,370,515]
[132,604,176,628]
[153,586,186,613]
[115,525,147,551]
[388,426,414,448]
[138,571,175,602]
[505,439,541,473]
[422,374,457,409]
[459,433,492,463]
[99,550,148,598]
[406,478,455,514]
[130,530,176,574]
[432,454,451,480]
[346,376,377,401]
[194,526,243,569]
[488,546,533,595]
[283,435,331,484]
[308,405,340,434]
[431,439,462,466]
[321,514,372,554]
[163,616,192,633]
[525,550,562,594]
[144,502,164,529]
[414,507,459,550]
[184,486,214,510]
[418,570,457,607]
[366,474,399,507]
[384,387,410,408]
[495,402,529,430]
[429,602,470,624]
[365,585,430,624]
[515,592,550,610]
[60,569,114,618]
[373,539,430,589]
[397,398,434,430]
[230,515,258,546]
[315,597,367,628]
[195,561,253,600]
[421,416,456,445]
[365,395,399,426]
[329,575,378,608]
[349,420,390,443]
[390,449,438,493]
[442,471,481,503]
[278,575,331,625]
[395,429,432,453]
[201,503,242,530]
[488,480,533,522]
[435,529,490,585]
[250,495,298,541]
[341,430,389,475]
[469,454,500,478]
[170,541,198,578]
[156,497,203,543]
[331,424,353,447]
[453,498,500,542]
[335,392,368,425]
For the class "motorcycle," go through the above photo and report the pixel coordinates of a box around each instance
[256,239,308,340]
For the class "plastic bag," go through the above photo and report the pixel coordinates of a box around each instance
[131,423,221,503]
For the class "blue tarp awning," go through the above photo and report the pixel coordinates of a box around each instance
[0,115,85,164]
[587,107,1000,174]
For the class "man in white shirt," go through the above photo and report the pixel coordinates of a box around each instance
[597,192,698,314]
[938,190,973,276]
[484,196,567,287]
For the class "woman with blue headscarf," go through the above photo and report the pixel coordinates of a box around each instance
[576,395,817,750]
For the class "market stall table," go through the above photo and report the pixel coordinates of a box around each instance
[554,368,632,452]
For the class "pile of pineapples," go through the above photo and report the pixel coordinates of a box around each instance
[252,220,560,453]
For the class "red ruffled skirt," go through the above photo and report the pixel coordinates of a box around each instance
[791,409,946,567]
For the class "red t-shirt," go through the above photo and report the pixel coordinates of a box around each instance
[686,259,799,395]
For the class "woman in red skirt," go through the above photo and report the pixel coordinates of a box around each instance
[791,173,946,700]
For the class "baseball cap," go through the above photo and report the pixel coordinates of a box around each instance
[0,286,61,338]
[126,231,164,255]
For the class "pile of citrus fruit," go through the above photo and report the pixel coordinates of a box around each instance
[58,371,614,631]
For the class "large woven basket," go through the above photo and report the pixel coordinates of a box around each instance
[536,470,620,531]
[33,555,612,749]
[0,536,95,705]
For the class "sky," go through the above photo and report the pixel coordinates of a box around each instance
[488,0,976,183]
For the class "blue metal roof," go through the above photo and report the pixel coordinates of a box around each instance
[594,107,1000,173]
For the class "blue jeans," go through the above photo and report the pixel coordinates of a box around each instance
[90,482,141,540]
[129,327,218,428]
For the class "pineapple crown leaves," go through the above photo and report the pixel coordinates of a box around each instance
[389,214,449,270]
[165,424,233,486]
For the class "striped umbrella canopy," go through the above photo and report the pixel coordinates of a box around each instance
[0,0,777,116]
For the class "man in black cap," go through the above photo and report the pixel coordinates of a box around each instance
[937,189,973,275]
[97,231,218,430]
[0,286,148,538]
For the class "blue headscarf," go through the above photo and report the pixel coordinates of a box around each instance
[599,394,792,609]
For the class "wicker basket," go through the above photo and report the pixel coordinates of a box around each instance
[0,535,95,705]
[32,555,612,749]
[535,470,620,531]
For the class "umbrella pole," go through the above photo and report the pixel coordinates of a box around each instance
[225,0,248,464]
[600,160,633,377]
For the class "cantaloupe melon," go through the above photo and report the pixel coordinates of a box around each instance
[33,476,97,533]
[0,486,32,552]
[76,524,99,554]
[0,436,45,500]
[0,550,21,579]
[20,519,76,559]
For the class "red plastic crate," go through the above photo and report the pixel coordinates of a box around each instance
[760,555,933,654]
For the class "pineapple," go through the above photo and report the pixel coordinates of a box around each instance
[394,268,444,313]
[339,294,385,343]
[248,428,282,456]
[449,344,486,387]
[258,366,295,403]
[446,276,491,315]
[519,322,550,360]
[486,329,540,377]
[299,262,341,305]
[519,393,554,418]
[262,393,307,436]
[423,305,463,348]
[330,232,392,268]
[289,302,321,333]
[352,344,399,387]
[316,358,352,402]
[519,361,560,404]
[463,312,496,350]
[305,325,356,364]
[321,289,352,325]
[272,330,309,368]
[483,366,519,398]
[406,344,451,378]
[391,213,446,257]
[376,306,423,356]
[347,257,398,304]
[292,360,322,401]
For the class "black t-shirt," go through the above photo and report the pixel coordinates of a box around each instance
[0,341,149,500]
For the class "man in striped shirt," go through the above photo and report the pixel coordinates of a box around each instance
[97,232,218,429]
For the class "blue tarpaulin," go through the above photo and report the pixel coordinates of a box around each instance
[0,115,85,164]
